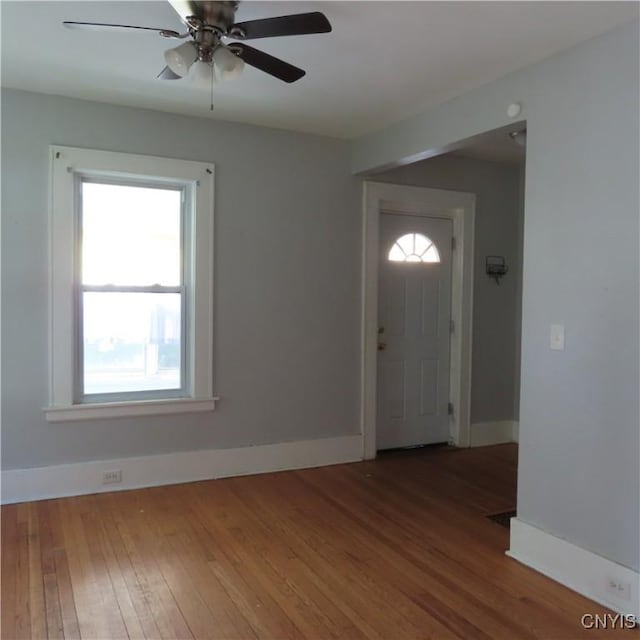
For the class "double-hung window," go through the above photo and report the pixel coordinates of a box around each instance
[46,147,215,421]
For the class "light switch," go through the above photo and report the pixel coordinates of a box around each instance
[550,324,565,350]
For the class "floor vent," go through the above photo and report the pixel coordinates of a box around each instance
[487,510,516,528]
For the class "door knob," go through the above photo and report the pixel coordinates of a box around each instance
[377,342,386,351]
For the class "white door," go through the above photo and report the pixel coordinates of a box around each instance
[376,213,453,449]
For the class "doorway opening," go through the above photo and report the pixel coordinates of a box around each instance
[361,182,475,457]
[361,123,526,458]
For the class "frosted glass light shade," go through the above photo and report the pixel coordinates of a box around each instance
[164,41,197,77]
[213,46,245,80]
[190,60,216,87]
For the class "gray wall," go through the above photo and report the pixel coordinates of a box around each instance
[375,154,523,426]
[353,21,640,572]
[1,89,361,470]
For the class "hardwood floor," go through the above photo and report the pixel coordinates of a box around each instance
[1,444,634,639]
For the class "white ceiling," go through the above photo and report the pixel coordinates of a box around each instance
[1,1,637,139]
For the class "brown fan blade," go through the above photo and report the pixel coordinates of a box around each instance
[231,12,331,40]
[63,22,180,38]
[231,43,305,83]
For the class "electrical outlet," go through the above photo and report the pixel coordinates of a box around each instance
[102,469,122,485]
[605,577,631,601]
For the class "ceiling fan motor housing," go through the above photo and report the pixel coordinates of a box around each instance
[179,1,239,32]
[179,1,243,61]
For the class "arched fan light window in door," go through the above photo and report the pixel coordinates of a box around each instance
[388,233,440,263]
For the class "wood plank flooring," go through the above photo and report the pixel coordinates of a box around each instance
[1,444,635,639]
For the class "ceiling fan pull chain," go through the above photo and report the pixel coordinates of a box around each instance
[210,64,214,111]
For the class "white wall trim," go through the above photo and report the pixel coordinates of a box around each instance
[361,181,475,458]
[508,518,640,617]
[470,420,518,447]
[0,434,363,505]
[44,397,219,422]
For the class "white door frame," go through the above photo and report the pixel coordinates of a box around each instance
[361,181,476,459]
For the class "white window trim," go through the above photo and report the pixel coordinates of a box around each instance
[46,146,216,422]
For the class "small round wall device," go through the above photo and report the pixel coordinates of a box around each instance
[507,102,522,118]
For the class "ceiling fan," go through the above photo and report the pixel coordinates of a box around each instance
[63,1,332,85]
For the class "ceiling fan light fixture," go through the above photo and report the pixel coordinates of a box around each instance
[62,6,332,87]
[190,60,217,87]
[213,45,245,80]
[164,41,197,77]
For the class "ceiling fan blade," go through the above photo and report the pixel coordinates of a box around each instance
[63,22,181,38]
[157,66,182,80]
[232,12,331,40]
[232,43,305,83]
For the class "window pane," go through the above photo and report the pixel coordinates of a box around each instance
[398,235,414,254]
[83,292,181,395]
[414,234,430,255]
[388,233,441,263]
[389,244,407,262]
[82,182,181,286]
[423,245,440,262]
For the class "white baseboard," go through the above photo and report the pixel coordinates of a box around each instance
[469,420,518,447]
[1,434,364,505]
[508,518,640,617]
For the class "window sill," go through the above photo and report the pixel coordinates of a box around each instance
[44,397,219,423]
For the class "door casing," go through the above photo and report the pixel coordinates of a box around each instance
[361,181,476,459]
